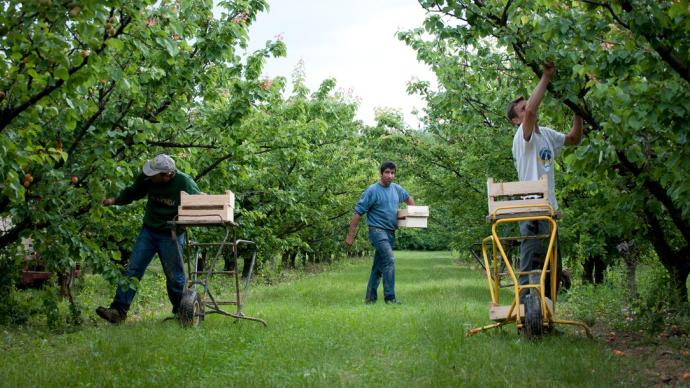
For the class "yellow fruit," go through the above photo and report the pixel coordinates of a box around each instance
[69,6,81,17]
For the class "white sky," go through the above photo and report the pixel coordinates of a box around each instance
[245,0,436,128]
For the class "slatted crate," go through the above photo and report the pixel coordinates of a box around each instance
[397,205,429,228]
[486,175,555,222]
[178,191,235,223]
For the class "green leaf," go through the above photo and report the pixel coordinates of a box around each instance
[107,38,124,51]
[155,36,177,57]
[54,67,69,81]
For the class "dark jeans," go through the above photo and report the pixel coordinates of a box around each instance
[518,220,561,298]
[111,226,185,314]
[366,227,396,302]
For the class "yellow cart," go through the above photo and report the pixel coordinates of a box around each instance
[467,176,590,337]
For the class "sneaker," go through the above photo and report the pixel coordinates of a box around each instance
[365,299,376,305]
[96,306,125,324]
[384,299,402,305]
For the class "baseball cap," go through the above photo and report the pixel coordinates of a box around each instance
[142,154,176,176]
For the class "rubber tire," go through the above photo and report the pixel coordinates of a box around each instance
[179,289,203,327]
[523,291,544,338]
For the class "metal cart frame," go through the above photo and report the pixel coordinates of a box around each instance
[169,218,266,327]
[467,177,590,337]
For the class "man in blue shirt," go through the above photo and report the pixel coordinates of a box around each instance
[345,161,415,304]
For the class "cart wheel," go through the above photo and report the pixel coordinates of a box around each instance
[179,289,203,327]
[523,291,544,338]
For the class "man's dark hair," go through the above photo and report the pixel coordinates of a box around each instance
[506,95,525,122]
[380,161,396,174]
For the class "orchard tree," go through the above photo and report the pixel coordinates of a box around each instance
[190,68,372,268]
[0,0,285,308]
[401,0,690,301]
[396,23,526,253]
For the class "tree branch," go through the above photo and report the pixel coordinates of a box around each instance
[582,0,690,84]
[195,151,233,181]
[145,140,218,149]
[0,12,131,133]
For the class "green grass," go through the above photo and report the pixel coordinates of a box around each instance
[0,251,640,386]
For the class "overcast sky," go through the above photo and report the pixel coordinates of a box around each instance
[245,0,436,128]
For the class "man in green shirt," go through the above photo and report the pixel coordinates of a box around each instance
[96,154,201,323]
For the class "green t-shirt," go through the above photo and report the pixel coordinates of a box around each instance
[114,172,201,230]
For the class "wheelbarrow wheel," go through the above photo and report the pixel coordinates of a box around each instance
[523,291,544,338]
[179,289,203,327]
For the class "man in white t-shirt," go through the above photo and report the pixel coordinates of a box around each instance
[506,62,583,297]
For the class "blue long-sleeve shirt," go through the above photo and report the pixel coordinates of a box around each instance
[354,182,409,231]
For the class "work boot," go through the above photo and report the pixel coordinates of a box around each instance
[96,306,125,324]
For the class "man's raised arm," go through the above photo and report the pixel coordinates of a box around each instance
[522,63,555,141]
[564,114,584,146]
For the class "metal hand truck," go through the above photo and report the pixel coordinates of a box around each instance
[168,191,266,327]
[466,176,590,338]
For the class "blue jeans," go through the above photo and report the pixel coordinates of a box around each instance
[366,227,396,302]
[111,226,186,314]
[518,220,561,295]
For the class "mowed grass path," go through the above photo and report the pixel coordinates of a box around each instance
[1,251,638,386]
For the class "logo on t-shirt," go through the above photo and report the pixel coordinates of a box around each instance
[538,147,554,171]
[151,196,176,207]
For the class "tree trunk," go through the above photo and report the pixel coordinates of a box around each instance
[281,251,294,269]
[660,258,690,303]
[643,205,690,302]
[582,255,606,284]
[616,241,639,302]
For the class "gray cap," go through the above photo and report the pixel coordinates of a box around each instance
[142,154,176,176]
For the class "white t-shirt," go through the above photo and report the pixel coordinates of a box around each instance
[512,125,565,210]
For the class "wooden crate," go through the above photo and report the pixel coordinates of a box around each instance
[486,176,554,221]
[397,205,429,228]
[178,191,235,223]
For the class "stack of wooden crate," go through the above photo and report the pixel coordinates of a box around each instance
[485,175,554,222]
[397,205,429,228]
[178,190,235,223]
